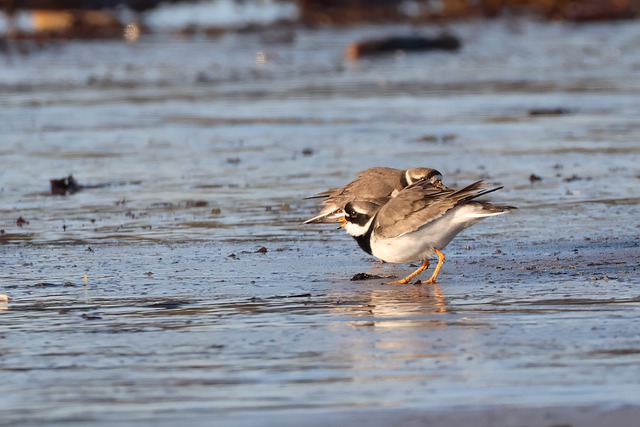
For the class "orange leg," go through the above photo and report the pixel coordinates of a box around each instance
[423,249,445,284]
[387,258,430,285]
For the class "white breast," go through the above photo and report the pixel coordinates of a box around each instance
[343,216,375,237]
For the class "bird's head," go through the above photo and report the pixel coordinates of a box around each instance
[405,167,447,190]
[342,201,378,237]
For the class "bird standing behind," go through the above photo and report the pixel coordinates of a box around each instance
[304,167,446,224]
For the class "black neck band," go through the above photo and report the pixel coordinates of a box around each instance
[351,221,374,255]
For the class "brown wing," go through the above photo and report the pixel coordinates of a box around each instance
[303,168,404,223]
[314,167,403,201]
[373,180,494,239]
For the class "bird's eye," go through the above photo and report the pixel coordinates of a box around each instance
[344,203,356,218]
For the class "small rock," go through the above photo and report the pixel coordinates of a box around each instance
[256,247,268,254]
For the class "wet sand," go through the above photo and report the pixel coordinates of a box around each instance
[1,19,640,426]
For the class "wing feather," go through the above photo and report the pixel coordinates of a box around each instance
[373,180,496,239]
[308,168,401,200]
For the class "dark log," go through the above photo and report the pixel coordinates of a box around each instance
[50,175,82,195]
[346,34,461,59]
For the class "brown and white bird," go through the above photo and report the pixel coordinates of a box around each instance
[342,179,516,284]
[304,167,446,224]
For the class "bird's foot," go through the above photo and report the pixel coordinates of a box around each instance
[385,278,410,285]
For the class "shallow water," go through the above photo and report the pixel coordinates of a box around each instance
[1,19,640,426]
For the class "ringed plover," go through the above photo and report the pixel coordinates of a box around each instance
[304,167,445,224]
[342,179,516,284]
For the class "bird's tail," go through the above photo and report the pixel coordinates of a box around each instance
[302,206,343,224]
[463,201,517,218]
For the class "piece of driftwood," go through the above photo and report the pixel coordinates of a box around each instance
[50,175,82,195]
[49,174,142,195]
[346,34,461,59]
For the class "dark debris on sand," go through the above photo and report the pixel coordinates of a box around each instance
[50,174,142,195]
[351,272,383,281]
[529,174,543,183]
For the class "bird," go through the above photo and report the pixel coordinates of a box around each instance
[304,167,446,224]
[341,179,516,285]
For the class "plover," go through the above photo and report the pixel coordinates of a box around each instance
[304,167,446,224]
[342,179,516,284]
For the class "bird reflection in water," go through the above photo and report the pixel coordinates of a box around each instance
[329,284,457,369]
[365,284,448,329]
[333,281,448,330]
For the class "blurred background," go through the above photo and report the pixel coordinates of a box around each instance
[2,0,640,39]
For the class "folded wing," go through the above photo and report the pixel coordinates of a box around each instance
[373,180,498,239]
